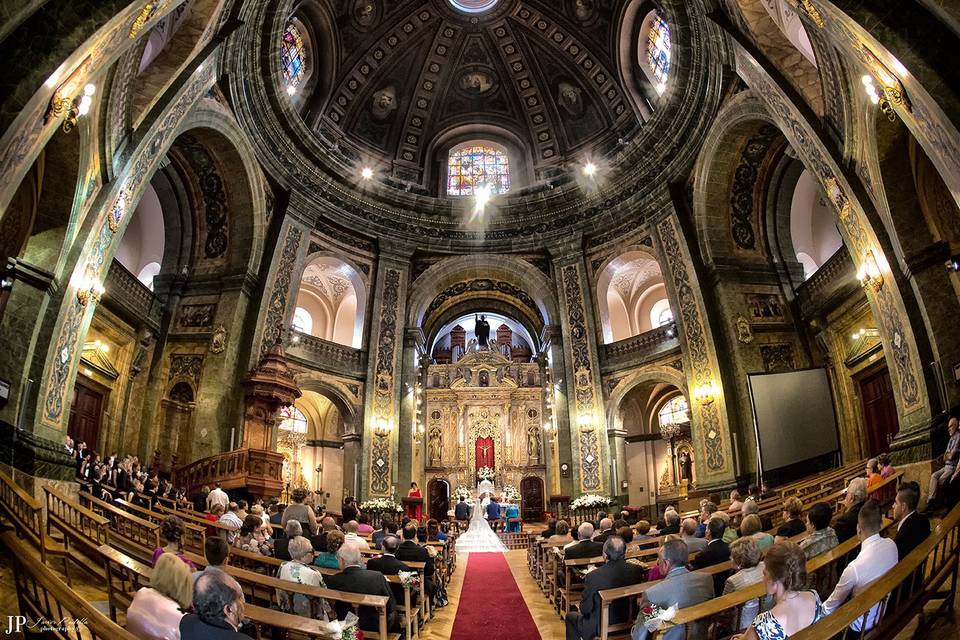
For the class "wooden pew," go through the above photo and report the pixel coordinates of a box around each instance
[112,497,206,555]
[0,532,137,640]
[43,486,111,580]
[78,491,160,564]
[0,469,70,580]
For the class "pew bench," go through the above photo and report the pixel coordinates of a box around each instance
[0,470,71,582]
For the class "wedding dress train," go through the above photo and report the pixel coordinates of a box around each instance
[454,498,507,553]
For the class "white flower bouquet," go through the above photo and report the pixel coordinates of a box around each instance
[570,494,614,510]
[398,570,421,589]
[477,466,496,481]
[454,485,473,500]
[360,498,402,512]
[502,484,520,502]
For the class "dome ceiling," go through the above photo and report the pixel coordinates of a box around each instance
[316,0,638,186]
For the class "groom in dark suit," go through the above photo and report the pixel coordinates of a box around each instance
[455,496,471,522]
[565,536,644,640]
[486,495,502,531]
[893,482,930,560]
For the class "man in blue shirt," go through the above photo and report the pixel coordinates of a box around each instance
[486,495,502,531]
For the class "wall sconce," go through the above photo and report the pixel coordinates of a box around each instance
[860,47,911,123]
[47,82,96,133]
[577,413,594,432]
[945,255,960,272]
[373,417,392,437]
[851,328,879,342]
[857,250,884,291]
[74,267,104,307]
[695,382,719,405]
[413,421,424,444]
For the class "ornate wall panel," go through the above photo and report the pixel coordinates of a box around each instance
[368,267,402,495]
[258,225,302,357]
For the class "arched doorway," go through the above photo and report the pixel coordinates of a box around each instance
[427,478,449,522]
[520,476,544,522]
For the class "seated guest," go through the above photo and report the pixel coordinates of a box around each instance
[565,537,645,640]
[645,534,680,582]
[866,458,882,488]
[219,503,243,544]
[268,503,283,528]
[344,520,371,549]
[194,486,210,513]
[315,531,345,570]
[728,490,745,514]
[928,416,960,508]
[740,499,773,533]
[153,516,196,568]
[274,520,301,561]
[893,481,930,560]
[690,516,732,595]
[372,516,395,549]
[356,514,375,534]
[833,477,868,543]
[366,535,413,606]
[697,501,718,537]
[878,453,895,479]
[541,518,558,539]
[251,504,270,532]
[618,526,641,553]
[341,496,359,524]
[426,518,447,541]
[776,497,806,540]
[634,540,714,640]
[823,500,897,636]
[194,537,231,583]
[681,517,707,553]
[312,516,339,552]
[715,510,739,544]
[326,543,396,633]
[799,502,838,560]
[181,571,250,639]
[724,537,767,632]
[738,541,823,640]
[741,514,774,551]
[547,520,573,546]
[234,500,248,521]
[128,552,193,640]
[658,510,681,535]
[454,496,471,523]
[395,524,435,595]
[277,536,329,618]
[634,520,654,543]
[235,514,272,556]
[564,523,603,560]
[281,488,318,535]
[593,517,615,543]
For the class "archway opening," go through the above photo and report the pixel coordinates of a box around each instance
[293,256,366,348]
[282,389,348,511]
[597,251,673,343]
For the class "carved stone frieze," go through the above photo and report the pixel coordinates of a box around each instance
[259,226,302,357]
[369,268,402,495]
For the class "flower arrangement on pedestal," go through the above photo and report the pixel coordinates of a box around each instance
[477,466,496,481]
[502,484,520,502]
[359,498,402,513]
[570,494,614,510]
[454,485,473,500]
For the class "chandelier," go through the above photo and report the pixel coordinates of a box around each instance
[659,422,684,441]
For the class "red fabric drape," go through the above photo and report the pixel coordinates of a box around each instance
[475,437,495,471]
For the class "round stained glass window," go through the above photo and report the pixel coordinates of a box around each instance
[448,0,499,13]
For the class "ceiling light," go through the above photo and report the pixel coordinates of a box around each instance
[361,167,374,180]
[583,162,597,177]
[286,85,296,96]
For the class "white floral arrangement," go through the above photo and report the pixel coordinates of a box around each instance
[454,485,473,500]
[397,570,421,589]
[477,466,496,481]
[359,498,402,512]
[570,494,614,510]
[502,484,520,502]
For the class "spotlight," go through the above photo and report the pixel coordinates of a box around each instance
[286,85,296,96]
[583,162,597,177]
[474,184,491,213]
[361,167,374,180]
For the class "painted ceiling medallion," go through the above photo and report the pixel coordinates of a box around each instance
[447,0,499,13]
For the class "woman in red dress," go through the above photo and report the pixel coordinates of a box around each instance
[407,482,422,521]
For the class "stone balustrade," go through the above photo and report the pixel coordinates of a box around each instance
[795,247,857,319]
[103,260,162,332]
[286,330,368,378]
[599,324,680,373]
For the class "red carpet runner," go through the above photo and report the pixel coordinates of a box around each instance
[449,552,542,640]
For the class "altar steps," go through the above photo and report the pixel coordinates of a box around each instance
[497,532,531,550]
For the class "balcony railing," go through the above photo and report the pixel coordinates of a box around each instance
[287,330,367,378]
[600,324,680,372]
[103,260,162,331]
[795,247,857,318]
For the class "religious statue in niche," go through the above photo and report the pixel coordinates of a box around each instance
[459,69,496,95]
[428,427,442,465]
[210,324,227,354]
[527,425,542,461]
[478,369,490,387]
[735,314,753,344]
[371,85,397,121]
[475,314,490,347]
[678,449,693,482]
[557,81,586,118]
[745,293,786,324]
[572,0,596,22]
[353,0,377,27]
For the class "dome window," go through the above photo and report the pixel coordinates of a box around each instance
[448,0,499,14]
[645,12,672,93]
[281,21,308,88]
[447,142,511,197]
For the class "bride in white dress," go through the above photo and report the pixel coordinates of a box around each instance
[454,496,507,553]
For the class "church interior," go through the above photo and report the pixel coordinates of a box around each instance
[1,1,960,639]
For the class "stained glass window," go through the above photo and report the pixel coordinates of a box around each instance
[281,22,306,87]
[447,143,511,197]
[658,395,689,427]
[278,405,308,433]
[646,13,671,86]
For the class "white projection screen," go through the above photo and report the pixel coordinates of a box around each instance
[748,368,839,473]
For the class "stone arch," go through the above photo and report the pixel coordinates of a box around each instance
[605,366,689,433]
[296,376,361,436]
[425,122,535,196]
[594,247,670,343]
[297,250,368,348]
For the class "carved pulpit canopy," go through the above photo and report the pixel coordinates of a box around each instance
[241,337,302,452]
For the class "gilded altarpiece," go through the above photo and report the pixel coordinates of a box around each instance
[423,351,546,491]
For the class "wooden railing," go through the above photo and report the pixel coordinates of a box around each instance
[1,532,138,639]
[600,325,680,373]
[287,330,367,377]
[174,447,285,497]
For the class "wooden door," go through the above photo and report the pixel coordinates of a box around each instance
[428,479,449,522]
[859,367,899,456]
[520,476,544,522]
[68,377,104,450]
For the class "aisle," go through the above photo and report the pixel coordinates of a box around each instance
[449,552,543,640]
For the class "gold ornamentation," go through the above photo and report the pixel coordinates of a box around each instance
[798,0,825,28]
[129,3,159,39]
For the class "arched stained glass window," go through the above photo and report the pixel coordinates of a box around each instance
[646,13,671,86]
[292,307,313,335]
[447,143,511,196]
[278,405,308,433]
[281,22,307,87]
[658,395,689,428]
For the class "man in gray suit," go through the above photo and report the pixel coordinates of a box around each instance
[631,540,714,640]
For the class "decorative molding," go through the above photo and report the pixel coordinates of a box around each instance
[259,226,302,357]
[169,354,203,386]
[760,344,795,372]
[423,278,545,327]
[175,134,229,259]
[729,124,780,251]
[178,303,217,328]
[369,268,402,495]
